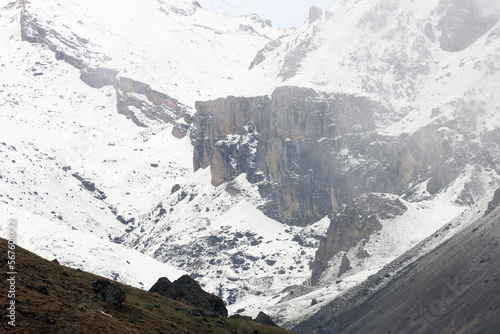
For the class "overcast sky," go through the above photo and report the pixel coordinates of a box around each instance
[198,0,339,28]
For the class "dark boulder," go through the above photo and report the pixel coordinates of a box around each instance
[92,279,126,306]
[149,275,228,317]
[254,311,278,327]
[149,277,172,296]
[81,180,95,192]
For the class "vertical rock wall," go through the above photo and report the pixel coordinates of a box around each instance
[194,87,408,226]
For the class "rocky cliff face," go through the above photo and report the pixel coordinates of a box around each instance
[310,193,407,285]
[194,86,400,226]
[193,86,484,226]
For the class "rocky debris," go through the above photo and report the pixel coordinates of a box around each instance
[207,236,223,246]
[311,193,407,285]
[92,279,126,306]
[82,180,96,192]
[254,311,278,327]
[71,173,106,200]
[225,182,241,196]
[484,187,500,217]
[265,259,276,266]
[72,173,95,192]
[249,39,282,70]
[116,215,135,225]
[149,275,228,317]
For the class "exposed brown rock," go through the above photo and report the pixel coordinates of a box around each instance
[255,311,278,327]
[194,86,463,227]
[225,182,241,196]
[80,67,118,89]
[310,193,407,285]
[194,86,395,226]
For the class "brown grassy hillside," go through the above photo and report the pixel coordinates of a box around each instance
[0,238,296,334]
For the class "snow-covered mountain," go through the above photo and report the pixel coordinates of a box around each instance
[2,0,500,331]
[1,0,280,287]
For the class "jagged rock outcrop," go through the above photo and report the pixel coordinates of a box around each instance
[149,275,228,317]
[337,253,352,278]
[19,0,191,136]
[194,86,463,226]
[249,39,282,70]
[310,193,407,284]
[485,187,500,216]
[92,279,126,306]
[295,196,500,334]
[255,311,278,327]
[114,76,191,131]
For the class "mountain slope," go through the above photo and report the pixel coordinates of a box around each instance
[2,0,500,330]
[293,188,500,334]
[0,237,296,334]
[172,0,500,324]
[20,0,282,107]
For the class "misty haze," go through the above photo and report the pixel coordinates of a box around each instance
[0,0,499,333]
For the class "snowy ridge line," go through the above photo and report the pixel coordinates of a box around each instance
[19,0,284,106]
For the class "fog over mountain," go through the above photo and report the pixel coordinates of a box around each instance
[1,0,499,332]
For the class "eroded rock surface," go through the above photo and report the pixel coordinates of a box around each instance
[310,193,407,284]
